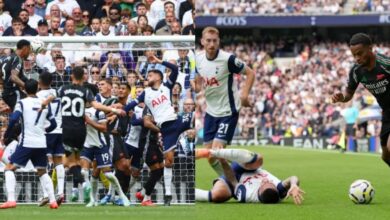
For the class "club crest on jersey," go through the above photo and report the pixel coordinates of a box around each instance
[152,94,168,107]
[377,74,385,80]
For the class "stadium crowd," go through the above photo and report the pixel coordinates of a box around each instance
[196,40,385,141]
[196,0,347,15]
[353,0,390,13]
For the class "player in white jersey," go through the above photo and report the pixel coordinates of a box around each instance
[1,79,59,209]
[124,85,145,192]
[80,105,130,207]
[195,27,255,176]
[123,54,193,205]
[195,148,305,205]
[36,72,66,206]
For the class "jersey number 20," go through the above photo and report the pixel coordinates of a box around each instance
[62,97,84,117]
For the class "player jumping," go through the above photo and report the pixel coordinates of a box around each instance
[195,27,255,175]
[123,55,193,205]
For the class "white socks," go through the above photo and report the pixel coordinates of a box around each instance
[90,176,98,202]
[210,160,224,176]
[164,167,172,196]
[211,149,257,164]
[104,172,127,200]
[5,171,16,202]
[195,189,210,202]
[81,169,90,186]
[55,164,65,195]
[129,175,140,191]
[39,173,56,203]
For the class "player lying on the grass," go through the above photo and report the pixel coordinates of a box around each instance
[195,148,305,205]
[80,105,130,207]
[331,33,390,171]
[1,79,58,209]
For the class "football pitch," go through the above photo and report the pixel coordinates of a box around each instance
[196,145,390,220]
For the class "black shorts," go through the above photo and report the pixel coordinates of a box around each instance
[345,123,355,136]
[112,135,129,162]
[380,110,390,146]
[145,142,163,167]
[2,90,24,111]
[62,128,86,153]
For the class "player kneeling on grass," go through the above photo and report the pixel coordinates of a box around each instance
[80,105,130,207]
[195,148,305,205]
[1,79,58,209]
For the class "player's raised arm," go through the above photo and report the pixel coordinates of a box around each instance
[143,115,160,133]
[45,106,57,133]
[124,91,145,113]
[282,176,305,205]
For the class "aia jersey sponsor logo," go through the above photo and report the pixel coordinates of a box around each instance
[204,77,219,87]
[151,94,168,108]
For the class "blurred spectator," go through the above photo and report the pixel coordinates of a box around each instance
[3,0,23,18]
[137,15,149,33]
[4,9,38,36]
[116,9,130,35]
[89,65,102,85]
[196,0,346,15]
[170,20,181,35]
[131,2,148,22]
[0,0,11,36]
[126,70,138,100]
[179,0,193,27]
[37,19,49,36]
[49,16,62,34]
[24,0,43,29]
[108,5,121,31]
[51,55,71,89]
[182,9,194,35]
[150,0,179,28]
[76,0,104,18]
[3,17,23,36]
[90,17,101,34]
[95,0,119,18]
[155,11,176,35]
[66,7,85,34]
[34,0,46,18]
[45,0,80,19]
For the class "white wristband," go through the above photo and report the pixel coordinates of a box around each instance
[111,108,118,114]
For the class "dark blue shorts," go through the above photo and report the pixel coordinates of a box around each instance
[80,145,111,168]
[160,113,193,153]
[203,113,239,145]
[10,146,47,169]
[125,143,143,169]
[46,133,64,157]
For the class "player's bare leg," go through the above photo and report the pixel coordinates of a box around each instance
[65,151,83,202]
[196,180,232,203]
[381,134,390,167]
[163,150,175,206]
[137,162,164,207]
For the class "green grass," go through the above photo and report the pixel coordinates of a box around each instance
[196,145,390,220]
[2,146,389,220]
[0,204,196,220]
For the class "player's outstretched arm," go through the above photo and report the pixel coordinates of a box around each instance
[91,100,125,116]
[240,66,255,107]
[124,92,145,113]
[283,176,305,205]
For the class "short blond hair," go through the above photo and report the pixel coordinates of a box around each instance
[202,26,219,37]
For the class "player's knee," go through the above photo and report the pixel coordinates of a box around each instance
[210,191,230,203]
[164,159,173,167]
[131,168,141,178]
